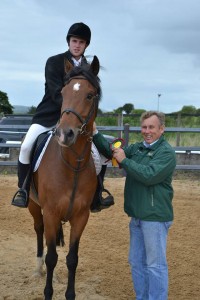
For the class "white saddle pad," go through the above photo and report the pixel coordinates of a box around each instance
[91,143,102,175]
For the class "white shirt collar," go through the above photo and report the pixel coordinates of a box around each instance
[71,57,82,67]
[143,139,158,148]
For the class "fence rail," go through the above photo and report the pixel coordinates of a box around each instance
[0,125,200,171]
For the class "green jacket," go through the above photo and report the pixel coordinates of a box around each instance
[93,133,176,221]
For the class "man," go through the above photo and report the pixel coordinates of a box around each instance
[93,111,176,299]
[12,22,114,211]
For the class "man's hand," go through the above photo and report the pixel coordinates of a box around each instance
[112,148,126,163]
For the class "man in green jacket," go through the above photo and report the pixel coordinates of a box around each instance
[93,111,176,300]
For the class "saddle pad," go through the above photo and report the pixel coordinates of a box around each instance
[33,133,52,172]
[91,143,102,175]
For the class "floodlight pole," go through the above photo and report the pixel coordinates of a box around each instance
[157,94,161,111]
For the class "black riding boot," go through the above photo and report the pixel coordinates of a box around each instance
[90,165,114,213]
[11,161,31,208]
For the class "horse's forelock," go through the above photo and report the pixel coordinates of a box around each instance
[64,65,102,102]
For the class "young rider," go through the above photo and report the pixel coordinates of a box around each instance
[12,22,114,211]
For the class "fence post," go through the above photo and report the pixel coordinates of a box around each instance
[176,113,181,146]
[9,147,20,162]
[117,113,123,138]
[124,123,130,146]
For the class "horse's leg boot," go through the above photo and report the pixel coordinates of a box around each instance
[11,161,31,208]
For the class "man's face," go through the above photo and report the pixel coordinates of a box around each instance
[141,115,164,144]
[69,37,87,59]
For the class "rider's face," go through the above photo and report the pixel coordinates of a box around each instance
[69,37,87,60]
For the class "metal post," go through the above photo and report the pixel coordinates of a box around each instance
[157,94,161,111]
[117,113,123,138]
[124,123,130,146]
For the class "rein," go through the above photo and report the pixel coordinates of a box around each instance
[61,139,91,222]
[59,136,92,172]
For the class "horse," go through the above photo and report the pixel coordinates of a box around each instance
[28,55,101,300]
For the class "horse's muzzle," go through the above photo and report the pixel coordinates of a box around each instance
[55,126,79,147]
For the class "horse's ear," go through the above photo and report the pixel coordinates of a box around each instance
[64,59,73,73]
[90,55,100,76]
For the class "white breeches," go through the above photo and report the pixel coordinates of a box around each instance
[19,124,54,164]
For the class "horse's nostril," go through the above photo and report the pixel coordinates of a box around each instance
[67,129,74,138]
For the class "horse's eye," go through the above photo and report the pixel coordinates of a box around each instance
[87,94,93,101]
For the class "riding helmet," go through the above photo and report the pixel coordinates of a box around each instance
[66,22,91,45]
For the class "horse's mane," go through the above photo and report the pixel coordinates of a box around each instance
[64,64,102,102]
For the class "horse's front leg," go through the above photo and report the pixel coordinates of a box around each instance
[44,240,58,300]
[65,212,90,300]
[65,240,80,300]
[34,221,45,276]
[43,211,59,300]
[28,200,45,277]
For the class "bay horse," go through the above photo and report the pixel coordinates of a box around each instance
[28,56,101,300]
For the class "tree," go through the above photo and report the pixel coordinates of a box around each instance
[133,108,146,114]
[196,108,200,114]
[122,103,134,114]
[27,106,37,114]
[0,91,13,114]
[181,105,196,114]
[114,107,124,113]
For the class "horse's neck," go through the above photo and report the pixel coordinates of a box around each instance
[72,136,91,158]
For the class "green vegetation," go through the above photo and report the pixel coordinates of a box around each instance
[96,110,200,147]
[0,91,13,115]
[27,106,37,114]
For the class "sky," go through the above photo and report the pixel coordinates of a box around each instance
[1,0,200,113]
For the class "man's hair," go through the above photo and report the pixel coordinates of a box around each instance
[140,111,165,126]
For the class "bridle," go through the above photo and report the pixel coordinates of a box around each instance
[60,76,99,135]
[55,76,100,221]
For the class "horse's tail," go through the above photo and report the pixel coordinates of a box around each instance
[56,222,65,247]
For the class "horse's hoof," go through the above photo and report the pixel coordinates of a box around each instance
[32,270,45,278]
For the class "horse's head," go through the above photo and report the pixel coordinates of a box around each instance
[55,56,101,147]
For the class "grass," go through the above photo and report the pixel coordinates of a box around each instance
[96,114,200,147]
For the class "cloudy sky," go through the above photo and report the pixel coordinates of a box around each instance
[1,0,200,113]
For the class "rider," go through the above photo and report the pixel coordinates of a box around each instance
[12,22,114,211]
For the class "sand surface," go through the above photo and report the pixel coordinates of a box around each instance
[0,175,199,299]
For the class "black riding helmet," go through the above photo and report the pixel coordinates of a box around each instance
[66,22,91,46]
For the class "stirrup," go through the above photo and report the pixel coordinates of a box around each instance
[101,188,114,207]
[11,188,29,208]
[91,190,114,213]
